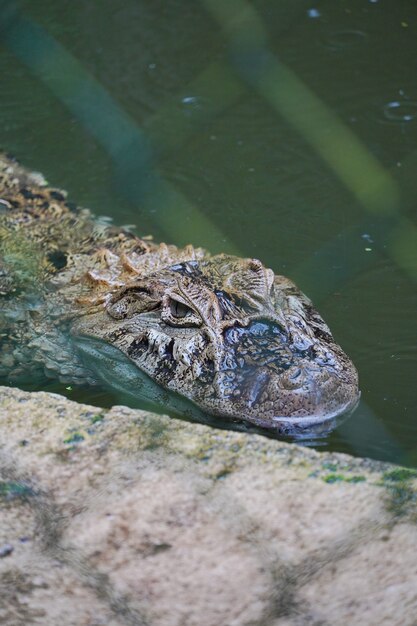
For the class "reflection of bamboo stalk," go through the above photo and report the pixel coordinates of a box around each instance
[389,220,417,281]
[201,0,416,283]
[0,3,239,254]
[202,0,399,215]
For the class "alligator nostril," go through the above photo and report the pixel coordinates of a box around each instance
[281,367,305,390]
[289,367,302,380]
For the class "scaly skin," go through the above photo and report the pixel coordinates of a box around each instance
[0,153,359,434]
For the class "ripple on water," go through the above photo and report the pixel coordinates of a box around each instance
[380,100,417,124]
[320,29,367,51]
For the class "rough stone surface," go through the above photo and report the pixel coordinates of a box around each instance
[0,385,416,626]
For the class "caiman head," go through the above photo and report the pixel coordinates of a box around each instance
[71,250,359,434]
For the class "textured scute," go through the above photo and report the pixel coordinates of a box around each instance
[0,153,359,431]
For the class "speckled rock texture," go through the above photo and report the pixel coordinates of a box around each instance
[0,386,416,626]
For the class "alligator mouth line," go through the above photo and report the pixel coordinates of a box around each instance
[271,393,360,428]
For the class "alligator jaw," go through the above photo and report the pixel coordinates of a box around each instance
[73,328,359,438]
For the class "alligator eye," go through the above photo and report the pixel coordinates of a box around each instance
[170,298,192,319]
[161,297,202,327]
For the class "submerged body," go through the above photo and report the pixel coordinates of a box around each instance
[0,154,359,434]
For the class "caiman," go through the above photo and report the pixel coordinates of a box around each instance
[0,153,359,435]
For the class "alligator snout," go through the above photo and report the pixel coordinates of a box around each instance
[216,317,360,430]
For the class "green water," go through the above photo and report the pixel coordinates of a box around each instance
[0,0,416,465]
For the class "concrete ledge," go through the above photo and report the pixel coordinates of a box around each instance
[0,386,416,625]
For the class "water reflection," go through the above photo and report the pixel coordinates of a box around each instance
[0,0,416,466]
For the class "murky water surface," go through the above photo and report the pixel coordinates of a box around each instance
[0,0,416,465]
